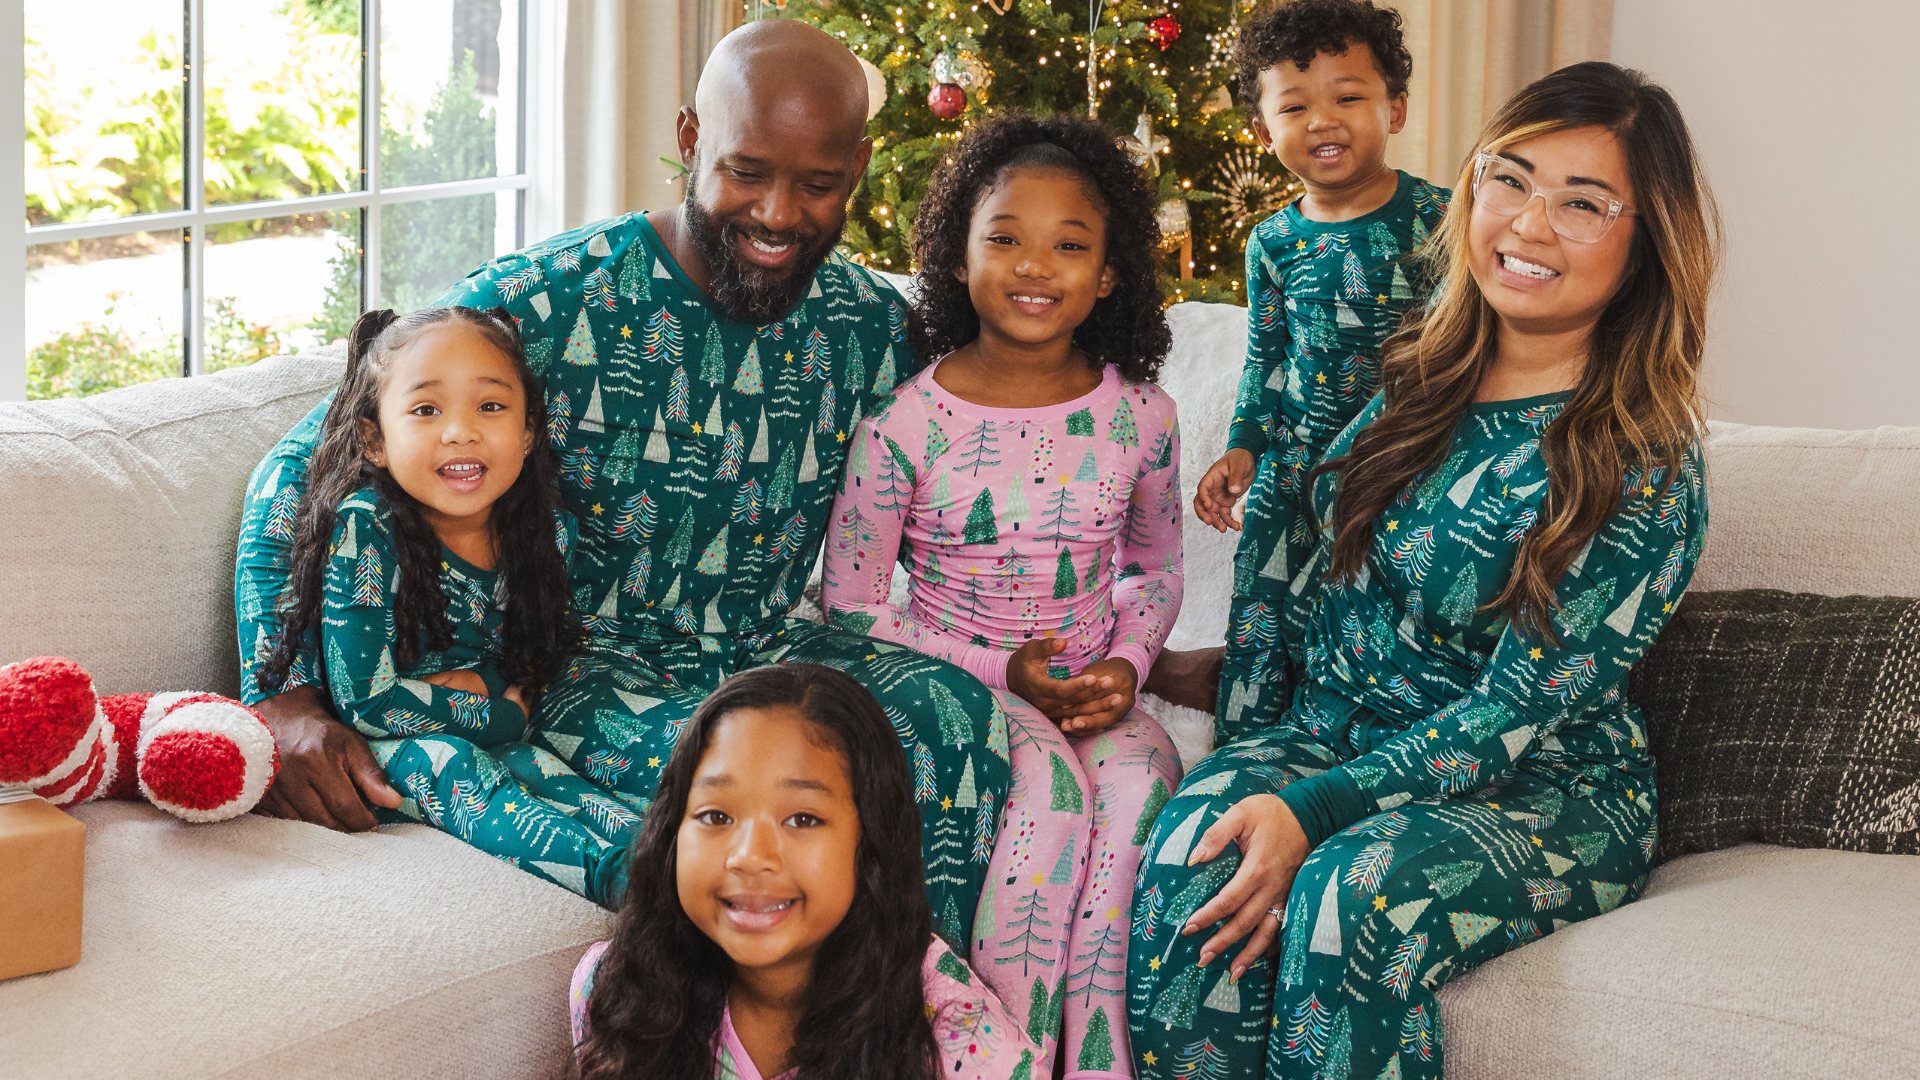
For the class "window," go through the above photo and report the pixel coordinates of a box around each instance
[16,0,528,400]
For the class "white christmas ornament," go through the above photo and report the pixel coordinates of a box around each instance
[856,56,887,120]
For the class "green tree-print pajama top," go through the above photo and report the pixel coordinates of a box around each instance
[300,488,636,902]
[1130,392,1706,1080]
[1219,172,1450,744]
[235,215,1011,933]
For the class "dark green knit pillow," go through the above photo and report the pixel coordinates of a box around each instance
[1628,590,1920,864]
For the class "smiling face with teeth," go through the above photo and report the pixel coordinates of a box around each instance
[1469,126,1638,344]
[1253,42,1406,219]
[361,322,534,551]
[943,164,1115,399]
[663,22,873,325]
[676,705,861,984]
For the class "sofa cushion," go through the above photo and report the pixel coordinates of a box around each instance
[0,352,344,697]
[1437,844,1920,1079]
[1691,422,1920,598]
[1629,590,1920,862]
[0,801,610,1079]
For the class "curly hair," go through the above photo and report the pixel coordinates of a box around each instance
[257,306,581,698]
[1235,0,1413,112]
[579,664,938,1080]
[909,111,1171,385]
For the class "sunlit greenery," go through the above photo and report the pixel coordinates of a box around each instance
[26,2,502,394]
[26,295,294,399]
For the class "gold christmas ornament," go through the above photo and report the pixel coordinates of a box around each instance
[1123,113,1171,177]
[1155,198,1192,245]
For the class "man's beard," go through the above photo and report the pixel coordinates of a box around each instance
[682,173,843,326]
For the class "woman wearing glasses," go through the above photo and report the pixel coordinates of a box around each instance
[1126,62,1717,1080]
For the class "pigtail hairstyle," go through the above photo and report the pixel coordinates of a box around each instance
[909,110,1172,384]
[579,664,939,1080]
[258,305,581,696]
[1319,62,1719,643]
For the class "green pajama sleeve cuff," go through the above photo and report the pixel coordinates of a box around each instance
[476,665,527,732]
[478,665,508,699]
[1277,768,1373,849]
[1226,420,1270,457]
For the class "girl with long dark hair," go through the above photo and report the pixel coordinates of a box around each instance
[823,112,1185,1076]
[572,663,1036,1080]
[1128,62,1717,1079]
[255,307,627,905]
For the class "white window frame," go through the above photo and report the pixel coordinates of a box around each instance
[2,0,534,399]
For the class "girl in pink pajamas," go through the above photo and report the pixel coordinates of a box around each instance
[823,113,1184,1080]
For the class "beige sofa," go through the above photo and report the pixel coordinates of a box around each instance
[3,302,1917,1078]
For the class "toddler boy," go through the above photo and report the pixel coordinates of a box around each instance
[1194,0,1451,741]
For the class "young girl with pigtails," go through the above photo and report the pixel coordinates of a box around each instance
[254,306,632,906]
[822,111,1186,1079]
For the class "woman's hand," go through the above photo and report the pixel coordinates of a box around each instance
[1182,793,1313,982]
[1006,638,1129,728]
[421,669,489,697]
[1194,448,1256,533]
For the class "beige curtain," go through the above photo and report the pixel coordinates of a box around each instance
[525,0,741,244]
[1384,0,1614,188]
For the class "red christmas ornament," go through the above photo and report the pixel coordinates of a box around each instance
[1146,13,1181,50]
[927,82,966,120]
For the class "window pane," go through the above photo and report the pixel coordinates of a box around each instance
[204,0,362,207]
[381,0,521,187]
[382,193,511,313]
[26,232,184,399]
[25,1,184,224]
[205,211,361,373]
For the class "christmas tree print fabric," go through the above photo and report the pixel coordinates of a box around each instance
[1126,754,1652,1080]
[967,705,1181,1080]
[315,486,572,743]
[289,484,630,904]
[1218,172,1452,744]
[821,362,1183,688]
[1128,389,1706,1079]
[571,935,1044,1080]
[820,360,1186,1077]
[233,213,1009,939]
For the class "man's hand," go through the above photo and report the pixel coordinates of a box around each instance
[251,685,402,832]
[420,669,489,696]
[1142,646,1225,714]
[1181,793,1313,982]
[1005,638,1133,734]
[1195,448,1256,533]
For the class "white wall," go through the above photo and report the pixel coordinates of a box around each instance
[1612,1,1920,430]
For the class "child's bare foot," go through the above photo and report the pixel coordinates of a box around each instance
[1142,647,1225,714]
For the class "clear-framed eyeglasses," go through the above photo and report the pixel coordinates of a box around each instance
[1472,152,1630,244]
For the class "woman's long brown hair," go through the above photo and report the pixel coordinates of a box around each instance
[1322,62,1719,643]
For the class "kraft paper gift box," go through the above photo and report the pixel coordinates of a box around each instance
[0,790,85,981]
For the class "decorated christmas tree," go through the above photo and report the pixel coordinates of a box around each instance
[763,0,1297,305]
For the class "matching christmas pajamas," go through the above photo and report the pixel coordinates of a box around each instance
[264,484,630,902]
[1218,172,1451,744]
[236,215,1009,937]
[1130,391,1707,1080]
[823,363,1186,1077]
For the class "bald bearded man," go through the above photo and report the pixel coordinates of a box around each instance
[232,20,1010,944]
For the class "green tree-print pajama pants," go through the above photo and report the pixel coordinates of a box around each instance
[1216,443,1314,745]
[1126,721,1654,1080]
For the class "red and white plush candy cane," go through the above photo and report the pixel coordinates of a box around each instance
[0,657,279,823]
